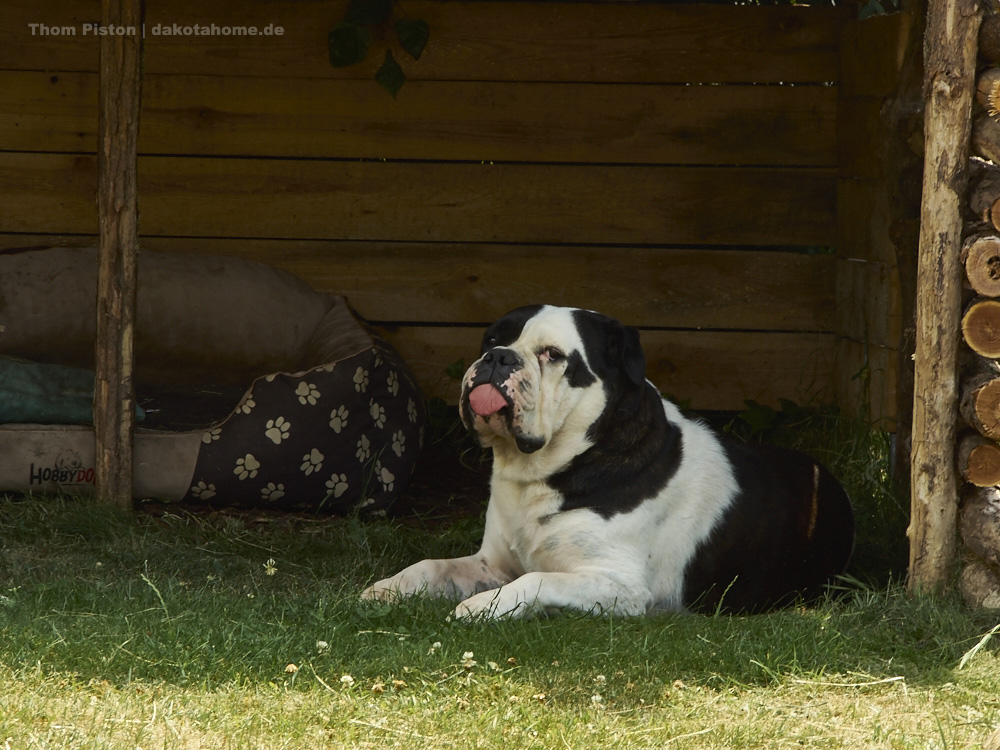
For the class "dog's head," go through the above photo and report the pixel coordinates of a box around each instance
[459,306,647,461]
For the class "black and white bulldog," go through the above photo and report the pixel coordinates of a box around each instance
[363,305,855,618]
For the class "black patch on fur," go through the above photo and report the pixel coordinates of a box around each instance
[681,441,855,614]
[547,310,681,519]
[479,305,544,354]
[564,350,597,389]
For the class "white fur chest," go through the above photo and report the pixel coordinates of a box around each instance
[486,477,576,574]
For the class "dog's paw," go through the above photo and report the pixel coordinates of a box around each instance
[452,589,529,621]
[361,578,405,602]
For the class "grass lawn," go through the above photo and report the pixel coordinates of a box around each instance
[0,495,998,749]
[1,407,999,748]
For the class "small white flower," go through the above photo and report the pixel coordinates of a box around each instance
[234,454,260,480]
[591,694,603,706]
[329,405,349,433]
[316,640,330,653]
[340,674,355,688]
[300,448,324,475]
[284,663,298,674]
[296,382,320,405]
[263,558,277,576]
[265,416,290,444]
[428,641,442,655]
[462,651,477,670]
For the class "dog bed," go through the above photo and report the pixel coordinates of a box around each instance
[0,246,425,513]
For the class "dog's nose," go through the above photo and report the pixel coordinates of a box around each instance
[483,348,519,368]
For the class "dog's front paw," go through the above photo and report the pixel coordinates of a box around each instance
[452,588,529,621]
[361,576,409,602]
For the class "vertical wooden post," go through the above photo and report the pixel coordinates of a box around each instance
[909,0,982,593]
[95,0,144,509]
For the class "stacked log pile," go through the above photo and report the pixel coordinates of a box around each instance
[956,14,1000,608]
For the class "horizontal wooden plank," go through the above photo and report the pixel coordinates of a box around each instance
[381,326,836,410]
[0,153,837,246]
[3,71,838,166]
[2,2,847,83]
[0,234,837,332]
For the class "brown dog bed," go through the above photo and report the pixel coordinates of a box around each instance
[0,246,425,513]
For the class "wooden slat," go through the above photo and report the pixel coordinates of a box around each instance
[835,258,902,350]
[2,71,838,166]
[382,326,835,409]
[2,1,847,83]
[0,153,837,246]
[0,234,837,332]
[835,338,899,425]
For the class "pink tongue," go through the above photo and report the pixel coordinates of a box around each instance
[469,383,507,417]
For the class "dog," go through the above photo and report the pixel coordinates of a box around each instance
[363,305,855,618]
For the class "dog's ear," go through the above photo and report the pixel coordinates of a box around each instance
[613,322,646,387]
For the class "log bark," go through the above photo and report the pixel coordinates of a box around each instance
[975,66,1000,112]
[95,0,144,510]
[972,111,1000,164]
[910,0,983,595]
[979,14,1000,65]
[959,353,1000,437]
[959,556,1000,609]
[960,485,1000,566]
[962,297,1000,357]
[967,159,1000,229]
[957,431,1000,485]
[961,234,1000,294]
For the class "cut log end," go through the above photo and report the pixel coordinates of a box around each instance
[962,298,1000,358]
[958,432,1000,487]
[963,235,1000,295]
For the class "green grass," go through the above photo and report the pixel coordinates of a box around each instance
[1,493,999,749]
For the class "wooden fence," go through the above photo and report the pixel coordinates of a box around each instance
[0,0,906,417]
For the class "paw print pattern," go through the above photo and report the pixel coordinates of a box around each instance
[238,396,256,415]
[265,417,290,445]
[190,481,216,500]
[387,371,399,397]
[372,348,384,367]
[369,400,386,429]
[356,434,371,463]
[300,448,324,475]
[235,454,260,480]
[353,367,369,393]
[376,461,395,492]
[202,428,222,445]
[329,405,349,433]
[261,483,285,502]
[325,473,350,498]
[391,430,405,457]
[407,398,418,424]
[296,382,320,405]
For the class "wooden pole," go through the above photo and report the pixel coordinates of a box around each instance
[909,0,982,594]
[95,0,144,510]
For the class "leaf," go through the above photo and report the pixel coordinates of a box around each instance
[344,0,393,28]
[375,49,406,98]
[328,22,371,68]
[395,18,429,61]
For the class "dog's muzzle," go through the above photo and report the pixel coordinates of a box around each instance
[466,347,522,418]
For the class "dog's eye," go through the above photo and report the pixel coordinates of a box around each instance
[541,347,565,363]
